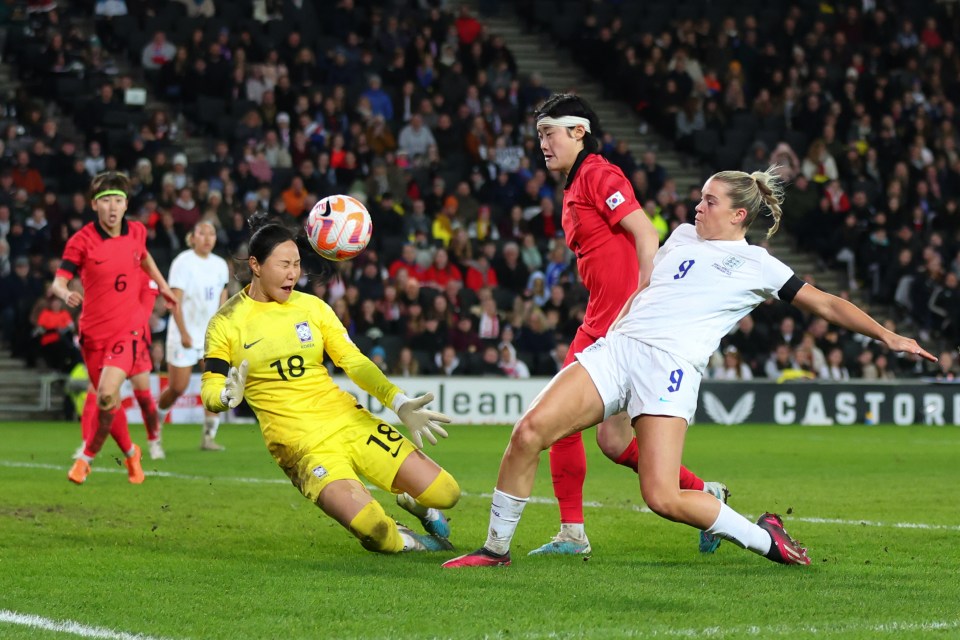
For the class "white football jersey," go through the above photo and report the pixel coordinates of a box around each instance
[612,224,795,372]
[167,250,229,343]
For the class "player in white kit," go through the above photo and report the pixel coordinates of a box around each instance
[155,221,230,455]
[444,166,937,568]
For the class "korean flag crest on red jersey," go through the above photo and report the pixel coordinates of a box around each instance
[605,190,626,210]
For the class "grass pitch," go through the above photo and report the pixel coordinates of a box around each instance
[1,420,959,639]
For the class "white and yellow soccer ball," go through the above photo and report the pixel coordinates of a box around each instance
[304,194,374,261]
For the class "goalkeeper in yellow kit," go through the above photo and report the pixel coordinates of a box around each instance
[201,213,459,553]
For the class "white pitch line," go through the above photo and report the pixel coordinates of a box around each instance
[0,460,288,484]
[0,609,175,640]
[515,619,960,639]
[5,460,960,532]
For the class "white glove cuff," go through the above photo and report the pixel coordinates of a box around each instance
[391,392,410,414]
[220,388,230,405]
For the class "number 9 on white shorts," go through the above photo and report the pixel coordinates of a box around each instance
[574,332,701,424]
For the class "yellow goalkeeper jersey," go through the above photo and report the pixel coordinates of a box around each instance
[201,287,402,463]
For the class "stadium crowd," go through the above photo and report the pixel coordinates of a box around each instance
[0,0,957,394]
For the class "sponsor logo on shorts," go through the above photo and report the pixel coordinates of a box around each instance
[311,465,328,480]
[605,191,625,210]
[295,321,313,344]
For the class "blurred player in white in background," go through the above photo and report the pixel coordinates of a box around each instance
[155,221,229,455]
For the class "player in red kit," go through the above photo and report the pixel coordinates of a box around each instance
[522,94,728,557]
[72,277,163,462]
[51,172,177,484]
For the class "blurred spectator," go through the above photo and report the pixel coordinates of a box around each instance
[819,347,851,381]
[434,345,465,375]
[397,114,437,160]
[422,247,463,291]
[498,342,530,379]
[801,139,839,184]
[931,350,958,381]
[0,256,44,360]
[175,0,214,18]
[391,346,420,377]
[11,150,44,195]
[0,239,10,278]
[474,344,505,376]
[142,31,176,72]
[280,176,308,219]
[33,294,79,372]
[493,240,529,296]
[711,346,753,380]
[764,343,797,380]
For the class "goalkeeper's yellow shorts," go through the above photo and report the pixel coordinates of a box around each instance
[282,411,419,502]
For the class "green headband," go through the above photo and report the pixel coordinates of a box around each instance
[93,189,127,200]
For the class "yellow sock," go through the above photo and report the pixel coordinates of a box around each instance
[347,501,403,553]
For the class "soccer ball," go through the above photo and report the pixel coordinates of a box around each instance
[305,195,373,261]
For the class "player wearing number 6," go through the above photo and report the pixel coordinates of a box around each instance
[444,165,937,568]
[51,172,178,485]
[201,213,460,553]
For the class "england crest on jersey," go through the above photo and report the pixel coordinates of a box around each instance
[723,255,745,271]
[714,254,746,276]
[295,321,313,344]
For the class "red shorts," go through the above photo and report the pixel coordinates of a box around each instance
[82,330,152,388]
[563,325,604,367]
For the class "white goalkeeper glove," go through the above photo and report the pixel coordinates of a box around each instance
[219,359,249,408]
[392,392,451,448]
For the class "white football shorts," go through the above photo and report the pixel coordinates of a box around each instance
[165,341,204,368]
[575,331,701,424]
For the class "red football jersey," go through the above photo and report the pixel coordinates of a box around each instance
[56,220,150,343]
[562,153,642,338]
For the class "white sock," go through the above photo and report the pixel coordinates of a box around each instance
[706,502,772,555]
[157,406,170,429]
[203,415,220,438]
[559,522,586,540]
[484,489,528,555]
[124,446,137,458]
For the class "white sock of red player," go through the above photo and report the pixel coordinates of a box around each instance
[559,522,586,540]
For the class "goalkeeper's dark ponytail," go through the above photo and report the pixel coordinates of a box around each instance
[248,211,298,264]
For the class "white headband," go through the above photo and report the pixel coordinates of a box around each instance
[536,115,592,133]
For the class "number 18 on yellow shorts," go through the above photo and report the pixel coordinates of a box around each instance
[286,410,419,503]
